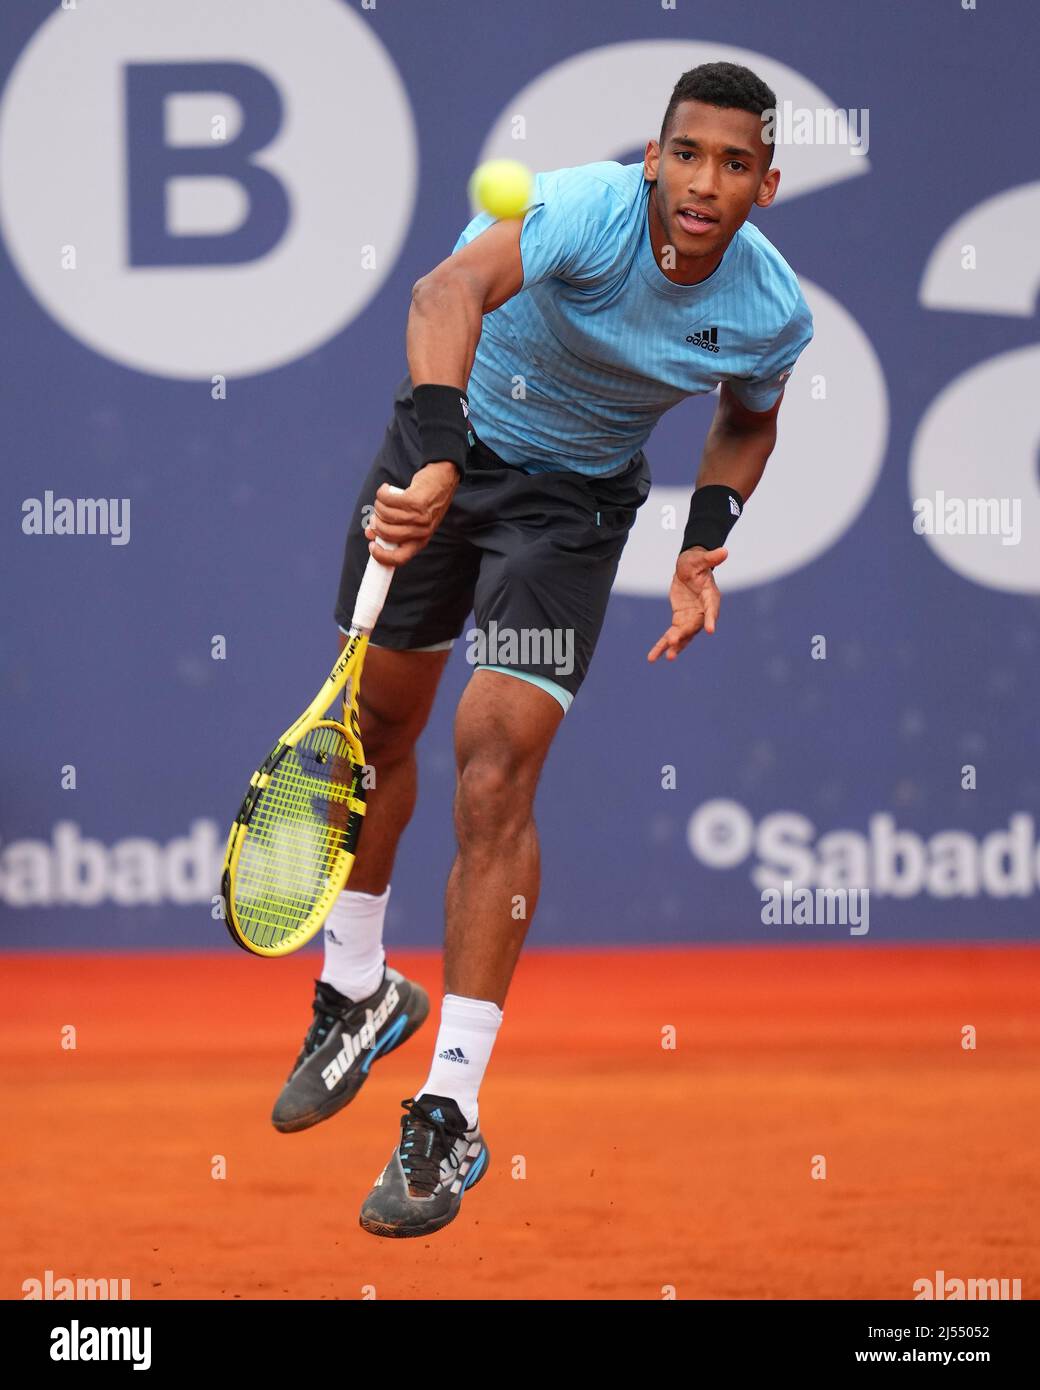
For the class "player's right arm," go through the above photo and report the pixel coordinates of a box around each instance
[407,217,526,386]
[367,219,526,566]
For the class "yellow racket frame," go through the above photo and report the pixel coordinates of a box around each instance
[221,634,371,957]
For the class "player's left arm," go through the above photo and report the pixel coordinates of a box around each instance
[647,383,785,663]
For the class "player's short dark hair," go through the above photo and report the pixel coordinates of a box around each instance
[660,61,777,165]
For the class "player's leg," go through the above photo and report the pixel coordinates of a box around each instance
[444,668,563,1001]
[357,671,561,1239]
[329,640,450,898]
[395,672,563,1127]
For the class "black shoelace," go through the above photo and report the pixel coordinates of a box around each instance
[398,1098,467,1196]
[293,986,354,1069]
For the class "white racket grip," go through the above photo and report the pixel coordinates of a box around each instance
[351,484,402,632]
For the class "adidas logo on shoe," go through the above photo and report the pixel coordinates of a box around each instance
[437,1046,470,1065]
[320,981,401,1090]
[686,326,720,353]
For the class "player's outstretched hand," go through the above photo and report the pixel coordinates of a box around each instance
[646,545,728,663]
[366,461,460,567]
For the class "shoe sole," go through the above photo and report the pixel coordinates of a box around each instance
[358,1142,489,1239]
[359,1214,453,1239]
[272,988,430,1134]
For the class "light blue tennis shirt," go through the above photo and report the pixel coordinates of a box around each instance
[451,161,813,477]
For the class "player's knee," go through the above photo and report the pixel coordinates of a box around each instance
[454,750,533,846]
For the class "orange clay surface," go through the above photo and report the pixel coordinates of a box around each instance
[1,945,1037,1301]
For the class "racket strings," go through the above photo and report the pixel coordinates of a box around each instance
[233,725,364,947]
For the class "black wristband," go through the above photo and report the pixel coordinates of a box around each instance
[412,384,474,478]
[680,484,743,555]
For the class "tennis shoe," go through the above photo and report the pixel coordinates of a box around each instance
[271,968,428,1133]
[359,1094,489,1238]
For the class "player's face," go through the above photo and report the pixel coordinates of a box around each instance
[644,101,780,273]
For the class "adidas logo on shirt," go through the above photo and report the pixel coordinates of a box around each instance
[437,1046,470,1064]
[686,326,720,353]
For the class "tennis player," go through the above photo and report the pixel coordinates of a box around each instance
[271,61,814,1239]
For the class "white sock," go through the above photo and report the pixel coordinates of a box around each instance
[416,994,503,1130]
[319,885,390,1002]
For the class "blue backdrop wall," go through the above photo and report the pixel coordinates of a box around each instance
[2,0,1038,950]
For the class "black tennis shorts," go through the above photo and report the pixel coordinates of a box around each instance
[334,374,651,710]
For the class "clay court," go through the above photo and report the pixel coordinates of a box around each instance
[3,943,1036,1301]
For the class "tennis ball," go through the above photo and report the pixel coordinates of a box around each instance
[468,158,534,220]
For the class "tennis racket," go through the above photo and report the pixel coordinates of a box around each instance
[221,489,401,957]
